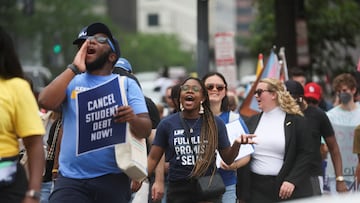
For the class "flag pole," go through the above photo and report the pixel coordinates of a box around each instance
[279,47,289,81]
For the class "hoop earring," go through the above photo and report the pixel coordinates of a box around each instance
[199,101,204,114]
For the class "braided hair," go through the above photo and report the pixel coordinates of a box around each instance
[178,77,218,177]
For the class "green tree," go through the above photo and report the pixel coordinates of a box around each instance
[118,33,195,72]
[242,0,360,78]
[0,0,194,76]
[241,0,276,56]
[306,0,360,77]
[1,0,109,72]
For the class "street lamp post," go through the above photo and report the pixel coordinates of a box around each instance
[197,0,209,78]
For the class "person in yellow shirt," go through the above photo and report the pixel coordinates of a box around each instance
[0,26,45,202]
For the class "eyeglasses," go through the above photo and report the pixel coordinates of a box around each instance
[87,36,115,53]
[180,85,201,92]
[206,83,226,91]
[254,89,272,97]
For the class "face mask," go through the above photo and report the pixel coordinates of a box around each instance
[339,92,352,104]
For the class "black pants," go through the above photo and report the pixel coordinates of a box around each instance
[50,173,131,203]
[167,179,222,203]
[249,172,313,203]
[0,162,28,203]
[310,176,322,196]
[249,172,277,203]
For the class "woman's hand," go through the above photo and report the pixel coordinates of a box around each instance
[235,134,256,145]
[151,179,164,201]
[220,160,237,171]
[279,181,295,199]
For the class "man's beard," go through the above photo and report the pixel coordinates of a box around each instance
[86,50,111,72]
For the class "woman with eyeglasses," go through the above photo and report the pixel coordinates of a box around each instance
[202,72,251,203]
[238,78,313,202]
[147,77,254,203]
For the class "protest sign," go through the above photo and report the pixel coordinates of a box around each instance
[76,77,126,155]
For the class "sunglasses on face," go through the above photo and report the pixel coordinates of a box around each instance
[87,36,115,52]
[206,83,226,91]
[180,85,201,92]
[254,89,272,97]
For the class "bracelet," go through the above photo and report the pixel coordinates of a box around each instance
[26,189,41,200]
[67,63,81,75]
[52,169,58,173]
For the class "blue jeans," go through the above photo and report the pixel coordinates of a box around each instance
[41,181,53,203]
[49,173,130,203]
[222,184,236,203]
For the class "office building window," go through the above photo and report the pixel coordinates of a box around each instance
[148,14,159,26]
[237,23,249,31]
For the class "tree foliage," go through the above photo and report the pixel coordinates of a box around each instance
[241,0,276,55]
[0,0,194,76]
[242,0,360,77]
[118,33,194,72]
[305,0,360,76]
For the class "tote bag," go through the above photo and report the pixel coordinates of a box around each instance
[114,76,148,182]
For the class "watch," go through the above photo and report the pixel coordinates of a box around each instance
[26,189,41,200]
[336,176,344,181]
[67,63,81,75]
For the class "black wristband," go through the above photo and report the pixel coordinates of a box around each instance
[67,64,81,75]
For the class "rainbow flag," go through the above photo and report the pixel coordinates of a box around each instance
[255,53,263,77]
[261,50,280,79]
[239,49,281,117]
[249,50,280,112]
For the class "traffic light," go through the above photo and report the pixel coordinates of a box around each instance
[51,33,65,67]
[53,44,62,54]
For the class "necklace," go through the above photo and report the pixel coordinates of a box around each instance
[183,117,201,133]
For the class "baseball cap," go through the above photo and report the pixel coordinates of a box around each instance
[72,22,119,57]
[285,80,304,97]
[304,82,322,101]
[115,58,132,73]
[72,26,88,45]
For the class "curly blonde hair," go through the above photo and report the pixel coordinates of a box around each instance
[260,78,303,116]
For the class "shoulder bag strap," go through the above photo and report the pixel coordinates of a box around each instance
[119,76,128,105]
